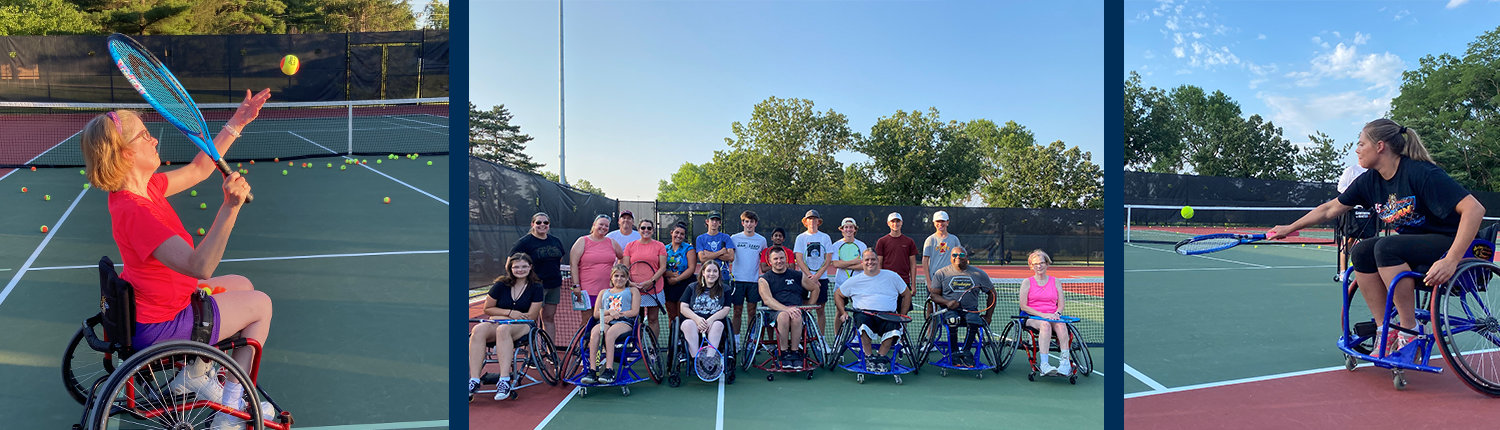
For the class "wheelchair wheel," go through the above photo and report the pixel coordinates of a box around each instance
[63,323,121,405]
[828,320,854,371]
[739,316,761,372]
[1344,279,1376,356]
[640,324,664,384]
[1067,324,1093,377]
[534,329,562,386]
[980,326,1003,374]
[1431,260,1500,396]
[913,314,939,370]
[899,326,920,375]
[803,310,826,368]
[995,320,1021,371]
[667,318,683,388]
[83,340,265,430]
[562,318,595,382]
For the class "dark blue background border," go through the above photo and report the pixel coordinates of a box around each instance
[450,0,469,428]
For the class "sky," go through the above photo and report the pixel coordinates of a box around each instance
[473,0,1104,201]
[1125,0,1500,165]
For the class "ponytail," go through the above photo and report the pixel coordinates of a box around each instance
[1364,119,1435,165]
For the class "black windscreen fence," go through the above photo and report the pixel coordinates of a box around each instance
[1126,171,1500,217]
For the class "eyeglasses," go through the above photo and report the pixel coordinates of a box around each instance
[534,221,550,225]
[640,226,654,231]
[951,253,967,258]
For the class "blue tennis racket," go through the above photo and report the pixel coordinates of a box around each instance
[107,33,252,202]
[1174,231,1299,255]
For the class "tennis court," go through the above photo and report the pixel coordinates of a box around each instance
[1123,205,1500,428]
[469,265,1105,429]
[0,99,451,429]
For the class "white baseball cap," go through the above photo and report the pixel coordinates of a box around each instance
[841,217,858,227]
[887,212,902,222]
[934,211,950,221]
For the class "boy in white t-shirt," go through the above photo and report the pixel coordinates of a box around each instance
[729,211,767,335]
[793,209,834,346]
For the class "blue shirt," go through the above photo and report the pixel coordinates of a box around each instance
[696,232,736,270]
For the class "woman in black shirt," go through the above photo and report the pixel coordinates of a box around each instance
[468,253,545,401]
[1272,119,1485,356]
[509,212,566,339]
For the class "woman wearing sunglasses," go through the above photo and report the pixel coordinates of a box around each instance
[509,212,567,337]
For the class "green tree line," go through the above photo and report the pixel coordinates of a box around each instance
[0,0,448,36]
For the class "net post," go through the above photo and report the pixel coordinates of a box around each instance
[347,102,354,156]
[1126,206,1132,243]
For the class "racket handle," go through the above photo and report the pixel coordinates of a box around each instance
[214,159,254,203]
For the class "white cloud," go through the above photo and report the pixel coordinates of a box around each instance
[1354,32,1370,45]
[1333,31,1342,38]
[1288,43,1405,90]
[1191,32,1204,39]
[1258,34,1266,40]
[1166,16,1180,30]
[1144,50,1156,59]
[1447,0,1472,9]
[1262,92,1392,138]
[1312,36,1322,44]
[1322,42,1331,48]
[1173,46,1185,58]
[1394,10,1410,21]
[1175,69,1193,75]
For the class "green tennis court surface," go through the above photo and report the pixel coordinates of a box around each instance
[0,155,449,429]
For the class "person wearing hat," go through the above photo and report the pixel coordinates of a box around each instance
[827,217,868,336]
[793,209,835,344]
[606,210,642,252]
[874,212,918,314]
[922,210,962,300]
[728,211,767,335]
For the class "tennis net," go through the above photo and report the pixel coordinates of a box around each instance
[0,97,449,168]
[1124,204,1338,245]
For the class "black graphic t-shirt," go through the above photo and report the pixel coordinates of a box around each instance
[510,234,567,289]
[761,269,807,307]
[1338,157,1469,236]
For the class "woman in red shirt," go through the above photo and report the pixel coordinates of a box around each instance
[80,89,273,426]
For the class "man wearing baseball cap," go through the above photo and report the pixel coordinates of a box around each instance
[606,210,642,251]
[874,212,918,314]
[827,217,868,336]
[793,209,835,344]
[922,210,962,297]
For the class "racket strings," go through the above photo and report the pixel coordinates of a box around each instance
[1175,237,1239,254]
[109,38,208,136]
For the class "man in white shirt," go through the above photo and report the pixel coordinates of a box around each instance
[834,249,910,372]
[605,210,642,252]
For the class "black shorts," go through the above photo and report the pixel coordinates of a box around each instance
[813,279,830,305]
[1350,234,1453,273]
[1339,207,1379,239]
[664,275,695,304]
[853,312,900,342]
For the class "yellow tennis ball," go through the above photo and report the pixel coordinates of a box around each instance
[340,165,346,170]
[197,228,205,236]
[282,170,288,175]
[199,203,207,209]
[280,54,300,75]
[44,194,50,201]
[1181,206,1194,219]
[190,190,197,197]
[383,197,390,204]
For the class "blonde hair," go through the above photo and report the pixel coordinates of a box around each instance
[80,111,138,192]
[1364,119,1434,165]
[1028,249,1052,265]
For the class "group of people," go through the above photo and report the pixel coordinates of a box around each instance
[470,207,1078,399]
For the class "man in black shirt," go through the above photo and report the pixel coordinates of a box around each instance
[758,247,818,369]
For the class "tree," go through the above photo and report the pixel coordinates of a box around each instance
[284,0,415,33]
[572,179,606,196]
[0,0,96,35]
[1172,85,1301,180]
[420,0,447,30]
[973,117,1102,209]
[95,0,196,35]
[1124,71,1184,172]
[852,108,984,206]
[469,102,543,174]
[711,96,856,204]
[1296,131,1348,183]
[1390,25,1500,192]
[656,162,717,202]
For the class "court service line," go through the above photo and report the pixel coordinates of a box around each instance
[716,375,726,430]
[1125,265,1335,273]
[0,188,88,308]
[387,115,448,128]
[535,386,583,430]
[378,117,447,136]
[286,131,448,205]
[293,420,449,430]
[27,250,449,271]
[1123,362,1168,392]
[1125,347,1500,399]
[1126,243,1268,268]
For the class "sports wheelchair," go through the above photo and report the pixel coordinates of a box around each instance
[666,315,737,386]
[741,305,826,381]
[826,308,917,385]
[1338,226,1500,395]
[63,256,292,430]
[561,316,662,397]
[1002,314,1092,384]
[914,303,1006,379]
[468,318,560,401]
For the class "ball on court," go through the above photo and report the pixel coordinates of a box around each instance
[30,166,36,171]
[340,165,346,171]
[197,228,205,236]
[199,203,207,209]
[191,190,197,197]
[274,158,279,162]
[288,161,294,166]
[40,225,48,233]
[426,161,432,166]
[20,187,25,193]
[280,54,300,75]
[165,161,171,165]
[327,163,332,168]
[1181,206,1195,219]
[376,159,382,164]
[249,160,255,165]
[236,163,242,168]
[83,183,89,189]
[383,197,390,204]
[79,169,85,175]
[282,170,288,175]
[44,194,50,201]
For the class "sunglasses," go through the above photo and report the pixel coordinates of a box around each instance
[534,221,550,225]
[640,226,654,231]
[951,253,967,258]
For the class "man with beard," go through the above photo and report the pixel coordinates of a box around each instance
[927,246,996,368]
[833,248,910,372]
[758,247,820,369]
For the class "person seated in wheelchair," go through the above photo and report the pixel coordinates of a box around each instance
[757,247,820,369]
[833,248,910,372]
[680,260,732,365]
[468,253,545,401]
[928,246,996,368]
[1018,249,1071,376]
[581,263,641,385]
[1269,120,1484,357]
[80,91,276,428]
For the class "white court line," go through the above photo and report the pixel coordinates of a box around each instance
[1125,265,1335,273]
[1123,347,1500,399]
[378,117,447,136]
[535,386,582,430]
[287,131,448,205]
[293,420,448,430]
[1123,362,1167,392]
[716,375,726,430]
[1046,352,1105,376]
[387,115,448,128]
[1127,243,1268,268]
[27,250,448,271]
[0,188,87,307]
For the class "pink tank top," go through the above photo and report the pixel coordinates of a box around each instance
[1025,275,1059,314]
[578,236,617,296]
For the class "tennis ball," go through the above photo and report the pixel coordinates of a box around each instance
[274,158,279,162]
[288,161,293,166]
[236,163,242,168]
[280,54,300,75]
[426,161,432,166]
[282,170,288,175]
[20,187,25,193]
[197,228,205,236]
[165,161,171,165]
[327,163,332,168]
[40,225,48,233]
[79,169,85,175]
[199,203,207,210]
[83,183,89,189]
[376,159,382,164]
[190,190,197,197]
[44,194,50,201]
[383,197,390,204]
[340,165,346,171]
[1181,206,1194,219]
[361,159,367,164]
[200,286,212,295]
[249,160,255,165]
[30,166,36,171]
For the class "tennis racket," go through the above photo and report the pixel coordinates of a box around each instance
[838,241,861,284]
[630,260,660,300]
[1174,231,1300,255]
[107,34,252,202]
[694,342,724,382]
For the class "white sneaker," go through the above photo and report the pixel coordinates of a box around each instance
[1058,360,1073,376]
[1037,361,1055,375]
[167,360,222,401]
[493,379,511,401]
[210,401,274,429]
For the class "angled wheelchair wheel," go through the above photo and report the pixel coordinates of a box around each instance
[899,326,920,375]
[739,316,761,372]
[1344,279,1376,356]
[640,324,664,384]
[913,314,940,370]
[63,322,122,405]
[535,329,562,386]
[562,318,595,382]
[1067,324,1093,377]
[84,340,265,430]
[828,320,854,371]
[667,317,683,387]
[802,310,826,368]
[1431,260,1500,396]
[995,320,1021,371]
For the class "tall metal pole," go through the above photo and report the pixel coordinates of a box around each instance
[558,0,567,185]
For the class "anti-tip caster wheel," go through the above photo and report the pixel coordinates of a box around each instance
[767,374,775,382]
[1028,372,1036,381]
[940,369,948,377]
[622,386,631,396]
[856,373,865,384]
[806,371,814,380]
[1069,376,1077,385]
[1393,370,1407,391]
[578,387,588,398]
[893,375,903,385]
[976,371,984,380]
[1345,354,1358,372]
[668,374,680,387]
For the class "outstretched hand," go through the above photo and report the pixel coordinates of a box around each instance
[228,89,272,130]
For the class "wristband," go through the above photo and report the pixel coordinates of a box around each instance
[222,125,241,137]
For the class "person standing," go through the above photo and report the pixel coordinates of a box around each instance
[922,210,962,299]
[695,211,736,275]
[874,212,918,314]
[793,210,835,347]
[606,210,642,251]
[827,217,867,336]
[1337,163,1377,283]
[508,212,566,340]
[729,211,767,337]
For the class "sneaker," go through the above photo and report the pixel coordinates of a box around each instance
[875,357,889,373]
[209,401,274,430]
[468,379,479,402]
[792,350,805,369]
[1058,360,1073,376]
[167,360,222,401]
[1336,272,1343,283]
[598,368,616,385]
[778,350,793,369]
[1037,361,1056,375]
[865,357,879,372]
[580,368,598,385]
[493,379,511,401]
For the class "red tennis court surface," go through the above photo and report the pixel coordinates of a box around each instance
[1126,351,1500,429]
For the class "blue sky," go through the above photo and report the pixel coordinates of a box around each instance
[1125,0,1500,163]
[473,0,1103,201]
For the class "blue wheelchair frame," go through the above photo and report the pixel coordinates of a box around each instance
[828,308,917,384]
[562,316,662,397]
[919,308,1004,378]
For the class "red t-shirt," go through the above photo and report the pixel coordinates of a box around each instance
[758,245,797,269]
[874,234,918,286]
[110,173,197,323]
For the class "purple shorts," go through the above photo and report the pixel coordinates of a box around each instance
[133,296,221,348]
